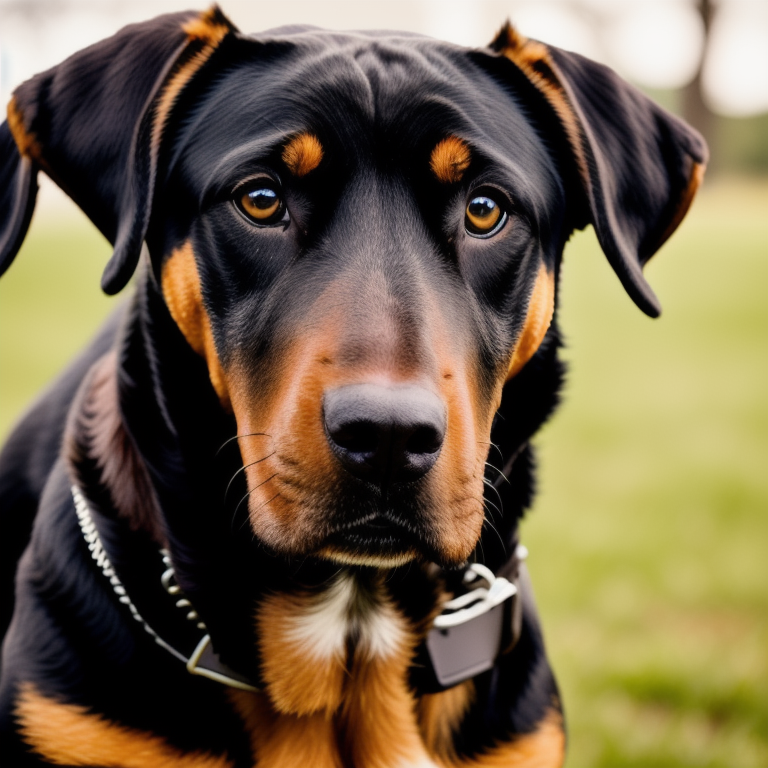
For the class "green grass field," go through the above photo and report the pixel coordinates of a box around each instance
[1,178,766,766]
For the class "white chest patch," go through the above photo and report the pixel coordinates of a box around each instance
[284,571,406,662]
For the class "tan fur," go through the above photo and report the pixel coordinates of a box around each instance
[282,133,324,176]
[317,547,417,568]
[431,136,472,183]
[152,47,216,154]
[151,9,234,166]
[495,25,589,189]
[656,161,706,251]
[257,589,347,716]
[181,6,234,45]
[447,709,566,767]
[161,242,230,405]
[230,340,346,559]
[229,690,342,768]
[247,575,439,768]
[340,650,435,768]
[229,279,489,567]
[237,574,563,767]
[6,97,41,161]
[506,263,555,379]
[418,682,476,764]
[15,683,232,768]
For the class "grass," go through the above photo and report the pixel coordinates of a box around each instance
[0,193,115,431]
[523,177,768,767]
[1,178,767,766]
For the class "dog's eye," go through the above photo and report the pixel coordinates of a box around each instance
[235,181,286,225]
[465,194,507,238]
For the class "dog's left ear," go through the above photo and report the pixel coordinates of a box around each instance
[1,6,239,294]
[490,24,708,317]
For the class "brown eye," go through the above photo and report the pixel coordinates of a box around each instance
[236,182,286,225]
[465,194,506,237]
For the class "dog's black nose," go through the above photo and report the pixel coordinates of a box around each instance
[323,383,446,486]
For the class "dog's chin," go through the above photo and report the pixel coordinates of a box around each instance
[316,517,423,569]
[317,547,418,569]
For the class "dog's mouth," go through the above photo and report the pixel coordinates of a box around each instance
[318,514,423,567]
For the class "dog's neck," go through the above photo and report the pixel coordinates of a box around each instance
[65,271,548,682]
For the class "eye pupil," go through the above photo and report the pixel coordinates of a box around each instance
[236,181,285,224]
[248,188,277,210]
[468,197,496,220]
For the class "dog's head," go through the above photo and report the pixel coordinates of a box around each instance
[0,8,706,569]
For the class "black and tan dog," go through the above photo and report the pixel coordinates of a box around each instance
[0,6,706,766]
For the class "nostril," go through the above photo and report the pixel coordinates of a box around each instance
[406,425,442,455]
[329,421,379,455]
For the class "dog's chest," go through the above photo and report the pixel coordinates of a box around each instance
[280,571,407,662]
[228,571,443,767]
[256,571,415,715]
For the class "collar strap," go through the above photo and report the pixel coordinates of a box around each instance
[72,485,258,691]
[73,484,524,694]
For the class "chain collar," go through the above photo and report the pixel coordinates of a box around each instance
[72,484,524,694]
[72,484,258,691]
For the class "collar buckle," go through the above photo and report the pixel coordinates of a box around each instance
[422,547,527,690]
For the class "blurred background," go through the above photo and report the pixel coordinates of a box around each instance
[1,1,766,765]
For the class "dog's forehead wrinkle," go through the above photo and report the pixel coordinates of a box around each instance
[170,44,568,227]
[186,36,512,166]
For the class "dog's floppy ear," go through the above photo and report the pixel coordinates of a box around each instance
[1,6,238,294]
[0,121,37,273]
[490,24,708,317]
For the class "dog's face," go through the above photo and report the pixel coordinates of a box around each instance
[155,30,567,568]
[1,8,706,570]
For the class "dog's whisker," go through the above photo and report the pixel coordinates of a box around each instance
[484,461,510,486]
[251,491,280,516]
[216,432,272,457]
[232,473,280,526]
[1,5,706,757]
[475,536,487,564]
[478,439,506,470]
[482,478,504,515]
[224,452,276,502]
[482,495,503,520]
[481,510,507,554]
[237,491,280,535]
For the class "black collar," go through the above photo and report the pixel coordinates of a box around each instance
[72,484,525,694]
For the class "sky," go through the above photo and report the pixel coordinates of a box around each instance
[0,0,766,117]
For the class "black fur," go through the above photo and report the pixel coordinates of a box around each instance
[0,8,705,765]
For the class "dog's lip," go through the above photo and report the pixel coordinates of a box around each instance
[349,514,393,530]
[331,513,414,536]
[325,513,422,553]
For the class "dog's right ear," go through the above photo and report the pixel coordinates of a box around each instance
[0,6,238,294]
[0,121,37,273]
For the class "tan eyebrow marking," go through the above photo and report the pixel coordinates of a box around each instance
[282,133,324,177]
[430,136,471,183]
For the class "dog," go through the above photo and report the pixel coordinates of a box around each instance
[0,6,706,766]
